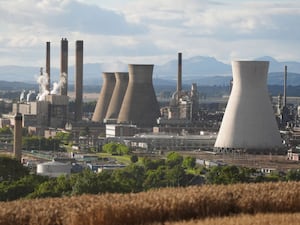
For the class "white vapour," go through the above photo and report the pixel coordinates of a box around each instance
[36,73,49,101]
[36,72,67,101]
[50,72,67,95]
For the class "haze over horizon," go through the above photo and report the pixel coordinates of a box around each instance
[0,0,299,70]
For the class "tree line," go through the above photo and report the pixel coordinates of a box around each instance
[1,152,300,201]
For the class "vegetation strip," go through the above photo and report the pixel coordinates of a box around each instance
[0,182,300,225]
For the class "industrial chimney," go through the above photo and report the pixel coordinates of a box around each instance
[117,64,160,127]
[177,52,182,102]
[60,38,68,96]
[92,72,116,123]
[105,72,129,121]
[75,40,83,121]
[214,61,282,153]
[46,41,50,93]
[283,65,287,108]
[13,113,22,161]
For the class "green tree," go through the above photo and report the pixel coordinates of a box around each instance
[71,169,100,195]
[102,142,130,155]
[112,164,145,192]
[0,174,48,201]
[206,165,251,185]
[143,166,167,189]
[0,156,29,182]
[130,155,138,163]
[286,169,300,181]
[182,156,196,169]
[0,127,12,135]
[166,152,183,168]
[55,131,72,145]
[142,158,165,170]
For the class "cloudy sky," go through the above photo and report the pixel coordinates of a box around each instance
[0,0,299,68]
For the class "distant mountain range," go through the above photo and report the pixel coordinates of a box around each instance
[1,56,300,86]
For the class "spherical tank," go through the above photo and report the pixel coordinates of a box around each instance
[214,61,282,152]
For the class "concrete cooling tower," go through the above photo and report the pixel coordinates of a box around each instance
[117,64,160,127]
[214,61,282,153]
[92,72,116,123]
[105,72,129,121]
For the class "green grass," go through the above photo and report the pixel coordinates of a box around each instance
[97,152,132,165]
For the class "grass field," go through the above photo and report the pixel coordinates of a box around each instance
[0,181,300,225]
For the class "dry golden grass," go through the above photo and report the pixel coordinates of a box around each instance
[0,182,300,225]
[160,213,300,225]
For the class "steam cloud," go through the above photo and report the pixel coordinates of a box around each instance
[36,72,67,101]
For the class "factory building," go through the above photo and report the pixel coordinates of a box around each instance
[157,53,200,127]
[12,39,86,132]
[214,61,283,154]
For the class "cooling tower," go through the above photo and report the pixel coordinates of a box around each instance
[117,64,160,127]
[214,61,282,153]
[60,38,68,96]
[92,72,116,123]
[105,72,129,120]
[46,41,50,93]
[75,40,83,121]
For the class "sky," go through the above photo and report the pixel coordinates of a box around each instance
[0,0,300,68]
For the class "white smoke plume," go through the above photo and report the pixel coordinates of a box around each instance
[50,72,67,95]
[36,72,67,100]
[36,72,49,101]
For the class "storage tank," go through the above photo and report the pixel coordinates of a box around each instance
[214,61,283,153]
[117,64,160,127]
[37,161,71,177]
[92,72,116,123]
[105,72,129,121]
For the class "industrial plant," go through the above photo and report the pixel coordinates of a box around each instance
[3,37,300,178]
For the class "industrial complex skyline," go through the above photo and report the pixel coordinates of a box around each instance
[0,0,299,69]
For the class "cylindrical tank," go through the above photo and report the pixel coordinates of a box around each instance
[37,161,71,177]
[214,61,282,152]
[105,72,129,120]
[92,72,116,123]
[117,64,160,127]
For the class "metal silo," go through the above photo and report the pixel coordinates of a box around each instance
[117,64,160,127]
[105,72,129,121]
[214,61,282,153]
[92,72,116,123]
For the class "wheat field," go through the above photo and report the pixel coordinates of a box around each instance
[0,182,300,225]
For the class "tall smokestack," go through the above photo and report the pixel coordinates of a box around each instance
[105,72,129,120]
[46,41,50,93]
[13,113,22,161]
[75,40,83,121]
[283,65,287,108]
[60,38,68,96]
[118,64,160,127]
[177,52,182,102]
[92,72,116,123]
